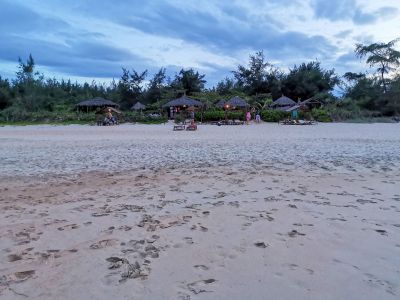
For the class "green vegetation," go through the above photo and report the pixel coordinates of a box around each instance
[194,110,245,122]
[0,38,399,125]
[260,110,288,122]
[311,109,332,122]
[119,112,167,124]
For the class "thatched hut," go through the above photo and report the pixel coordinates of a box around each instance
[162,96,204,119]
[76,97,119,112]
[162,95,204,108]
[216,96,249,110]
[271,95,296,111]
[215,99,226,108]
[272,95,297,107]
[299,98,323,110]
[283,97,324,119]
[131,102,146,111]
[226,96,249,109]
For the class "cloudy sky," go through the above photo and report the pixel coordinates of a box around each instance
[0,0,399,86]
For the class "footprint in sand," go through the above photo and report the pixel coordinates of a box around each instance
[199,225,208,232]
[187,279,217,294]
[254,241,269,248]
[183,237,194,244]
[57,224,79,231]
[194,265,209,271]
[5,270,36,284]
[287,263,298,270]
[90,239,118,249]
[375,229,388,236]
[7,254,23,262]
[288,230,306,237]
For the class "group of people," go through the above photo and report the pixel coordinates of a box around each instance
[245,110,261,124]
[102,109,118,126]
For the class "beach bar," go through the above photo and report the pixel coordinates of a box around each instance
[162,95,204,119]
[76,97,119,113]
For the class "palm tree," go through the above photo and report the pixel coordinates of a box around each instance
[254,96,273,111]
[355,38,400,93]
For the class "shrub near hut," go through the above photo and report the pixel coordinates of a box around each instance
[260,110,288,122]
[311,108,332,122]
[195,110,245,122]
[195,110,224,122]
[121,111,167,124]
[0,108,96,124]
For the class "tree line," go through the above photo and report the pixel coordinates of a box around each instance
[0,38,399,121]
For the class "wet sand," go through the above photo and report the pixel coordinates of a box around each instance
[0,123,399,299]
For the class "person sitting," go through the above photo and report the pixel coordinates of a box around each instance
[186,119,197,131]
[102,109,114,125]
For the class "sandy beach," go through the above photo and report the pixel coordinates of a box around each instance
[0,123,399,299]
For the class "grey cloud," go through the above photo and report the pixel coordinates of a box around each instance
[0,31,149,78]
[334,30,353,39]
[311,0,398,25]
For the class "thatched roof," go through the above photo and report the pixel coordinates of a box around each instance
[285,105,301,112]
[131,102,146,110]
[271,95,296,107]
[215,97,249,108]
[76,97,119,108]
[300,98,323,105]
[162,96,204,108]
[275,106,295,112]
[215,99,226,108]
[226,96,249,108]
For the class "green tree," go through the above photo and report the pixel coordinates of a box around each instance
[343,75,380,111]
[216,77,236,95]
[252,94,273,110]
[130,69,147,97]
[0,76,12,109]
[118,68,147,109]
[379,75,400,115]
[171,69,206,95]
[16,54,36,83]
[282,61,339,101]
[145,68,167,103]
[233,51,270,95]
[232,51,283,97]
[355,38,400,93]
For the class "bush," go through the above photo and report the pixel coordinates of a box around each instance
[0,108,168,125]
[227,111,245,121]
[197,110,224,122]
[120,111,167,124]
[0,107,96,124]
[311,108,332,122]
[194,110,245,122]
[260,110,288,122]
